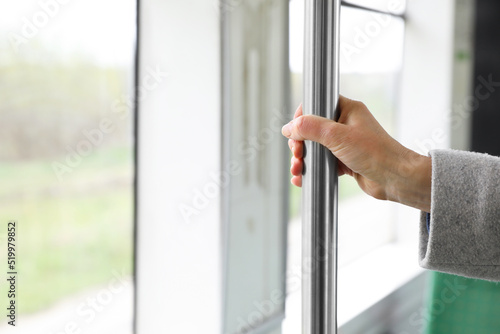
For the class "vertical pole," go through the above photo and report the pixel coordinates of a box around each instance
[302,1,340,333]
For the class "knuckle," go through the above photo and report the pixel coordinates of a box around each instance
[294,116,306,135]
[292,116,307,138]
[356,101,367,109]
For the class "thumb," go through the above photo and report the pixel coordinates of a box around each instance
[281,115,346,149]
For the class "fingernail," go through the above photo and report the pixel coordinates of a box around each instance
[282,121,293,137]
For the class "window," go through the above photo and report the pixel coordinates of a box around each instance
[285,0,425,330]
[337,5,405,265]
[0,1,136,332]
[288,0,406,270]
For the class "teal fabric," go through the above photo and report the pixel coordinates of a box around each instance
[425,271,500,334]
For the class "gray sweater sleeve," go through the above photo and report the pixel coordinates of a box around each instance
[419,149,500,281]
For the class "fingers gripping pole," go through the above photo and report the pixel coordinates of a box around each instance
[302,1,340,333]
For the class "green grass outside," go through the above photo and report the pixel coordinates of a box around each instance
[0,147,134,314]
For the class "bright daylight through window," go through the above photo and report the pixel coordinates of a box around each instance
[0,1,136,333]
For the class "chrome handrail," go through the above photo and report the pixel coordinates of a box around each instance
[302,0,340,333]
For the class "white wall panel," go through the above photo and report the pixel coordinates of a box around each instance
[136,1,222,333]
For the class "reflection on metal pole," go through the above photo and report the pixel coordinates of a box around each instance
[302,0,340,333]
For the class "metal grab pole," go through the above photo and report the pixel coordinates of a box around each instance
[302,1,340,333]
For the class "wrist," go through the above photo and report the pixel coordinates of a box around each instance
[386,150,432,212]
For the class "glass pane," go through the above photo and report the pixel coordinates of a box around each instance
[336,5,406,326]
[288,0,405,267]
[0,0,136,332]
[286,1,405,331]
[338,7,405,265]
[343,0,407,15]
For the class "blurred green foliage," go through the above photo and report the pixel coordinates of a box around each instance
[0,147,134,314]
[0,53,131,161]
[0,48,134,314]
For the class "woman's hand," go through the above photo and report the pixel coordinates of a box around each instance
[282,95,432,212]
